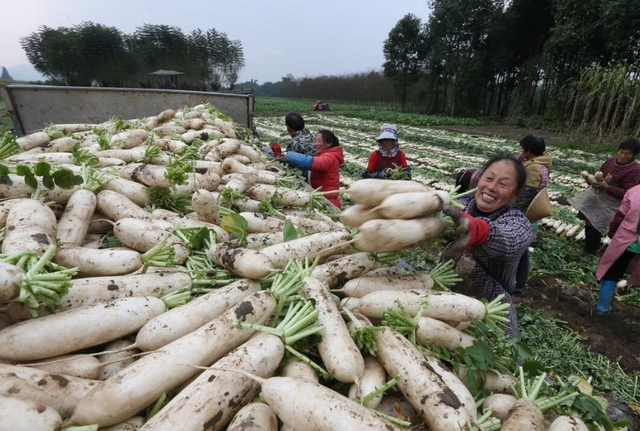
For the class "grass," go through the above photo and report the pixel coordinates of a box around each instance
[551,140,619,156]
[0,102,11,131]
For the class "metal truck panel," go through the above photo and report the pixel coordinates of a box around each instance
[0,85,254,135]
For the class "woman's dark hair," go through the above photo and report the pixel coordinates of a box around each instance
[285,112,305,131]
[618,139,640,155]
[520,135,546,156]
[317,130,340,147]
[482,154,527,192]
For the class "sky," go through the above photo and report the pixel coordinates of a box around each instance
[0,0,431,83]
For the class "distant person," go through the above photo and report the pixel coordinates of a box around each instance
[362,123,411,180]
[280,130,344,208]
[595,184,640,313]
[285,112,315,155]
[569,139,640,255]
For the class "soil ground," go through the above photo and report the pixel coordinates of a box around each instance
[518,275,640,373]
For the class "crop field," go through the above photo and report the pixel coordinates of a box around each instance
[256,109,640,417]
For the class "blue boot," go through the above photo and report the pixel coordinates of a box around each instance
[596,280,617,314]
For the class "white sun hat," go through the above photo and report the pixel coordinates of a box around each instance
[376,123,398,142]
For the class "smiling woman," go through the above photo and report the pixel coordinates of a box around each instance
[443,155,530,338]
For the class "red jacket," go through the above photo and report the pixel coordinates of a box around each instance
[311,146,344,208]
[367,150,408,171]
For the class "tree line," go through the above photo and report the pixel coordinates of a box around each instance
[382,0,640,139]
[21,22,245,90]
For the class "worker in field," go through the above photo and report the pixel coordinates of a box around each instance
[569,139,640,255]
[595,183,640,313]
[284,112,315,155]
[279,130,344,208]
[362,123,412,180]
[443,155,532,338]
[453,135,552,296]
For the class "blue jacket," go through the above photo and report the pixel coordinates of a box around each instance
[284,151,312,180]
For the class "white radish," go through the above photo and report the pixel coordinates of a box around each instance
[246,232,284,249]
[0,394,62,431]
[260,230,352,269]
[142,334,284,431]
[228,153,251,164]
[363,266,410,277]
[120,163,172,188]
[62,272,190,311]
[0,363,98,418]
[340,204,384,228]
[280,358,319,382]
[301,277,364,384]
[209,242,274,279]
[348,356,386,409]
[254,376,404,431]
[355,218,448,252]
[414,316,476,350]
[343,179,430,207]
[99,338,138,381]
[68,291,276,427]
[151,209,230,242]
[110,129,150,149]
[500,399,545,431]
[96,190,152,221]
[227,403,278,431]
[224,172,258,193]
[240,212,286,233]
[235,144,263,162]
[548,415,589,431]
[343,289,489,323]
[154,125,187,137]
[311,252,378,287]
[192,189,219,223]
[246,184,314,207]
[336,273,436,298]
[210,139,241,160]
[101,176,151,207]
[0,261,23,302]
[51,123,95,133]
[56,189,97,246]
[375,327,471,430]
[424,355,476,420]
[482,393,517,421]
[16,131,52,150]
[28,354,103,380]
[102,417,145,431]
[372,190,452,219]
[114,218,190,264]
[54,247,142,276]
[135,279,260,351]
[2,199,57,255]
[0,297,165,361]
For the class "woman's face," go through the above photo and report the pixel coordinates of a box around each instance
[315,134,330,152]
[475,160,519,213]
[379,139,396,152]
[617,149,635,164]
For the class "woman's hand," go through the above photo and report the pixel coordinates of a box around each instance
[442,207,489,259]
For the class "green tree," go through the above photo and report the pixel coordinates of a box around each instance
[0,67,12,80]
[383,13,425,110]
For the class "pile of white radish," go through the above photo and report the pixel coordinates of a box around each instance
[0,103,621,431]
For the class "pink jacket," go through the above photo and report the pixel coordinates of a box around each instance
[596,184,640,283]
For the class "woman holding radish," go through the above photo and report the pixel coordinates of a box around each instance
[362,123,411,180]
[280,130,344,208]
[443,155,532,338]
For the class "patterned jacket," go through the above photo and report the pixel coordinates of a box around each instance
[448,197,532,338]
[286,129,315,155]
[599,157,640,199]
